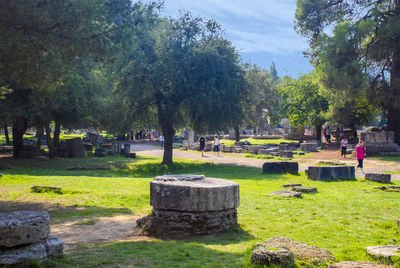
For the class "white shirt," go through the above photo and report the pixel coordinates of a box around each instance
[160,135,164,142]
[214,138,219,146]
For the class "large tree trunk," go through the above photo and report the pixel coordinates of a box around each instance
[316,124,322,142]
[389,42,400,144]
[234,125,240,142]
[161,124,175,165]
[12,117,28,158]
[53,121,61,150]
[36,126,44,150]
[45,123,55,159]
[4,125,10,145]
[387,107,400,144]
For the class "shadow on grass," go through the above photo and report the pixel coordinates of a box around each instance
[48,240,248,267]
[0,200,132,224]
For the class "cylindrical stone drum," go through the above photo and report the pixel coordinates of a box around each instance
[141,174,240,236]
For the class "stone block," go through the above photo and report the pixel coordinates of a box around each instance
[142,174,240,236]
[300,143,318,152]
[0,211,50,247]
[292,186,317,193]
[269,190,301,198]
[251,244,295,267]
[279,151,293,158]
[0,235,63,265]
[265,237,335,262]
[221,145,234,153]
[308,166,355,181]
[262,162,298,174]
[150,175,240,212]
[137,209,237,236]
[127,152,136,158]
[65,138,84,158]
[365,245,400,262]
[233,147,243,153]
[365,173,391,184]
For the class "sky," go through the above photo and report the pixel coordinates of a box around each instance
[160,0,313,77]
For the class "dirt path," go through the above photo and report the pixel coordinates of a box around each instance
[132,143,400,180]
[51,214,154,251]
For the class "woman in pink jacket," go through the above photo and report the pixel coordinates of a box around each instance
[355,141,366,174]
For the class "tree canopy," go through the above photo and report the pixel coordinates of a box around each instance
[295,0,400,142]
[113,13,249,163]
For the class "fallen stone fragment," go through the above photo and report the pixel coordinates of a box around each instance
[388,186,400,189]
[262,161,298,174]
[329,261,394,268]
[365,245,400,262]
[365,173,391,184]
[45,235,64,258]
[292,186,318,193]
[308,166,355,181]
[251,243,295,267]
[0,235,63,265]
[265,237,335,262]
[0,211,50,247]
[282,183,302,188]
[269,190,302,198]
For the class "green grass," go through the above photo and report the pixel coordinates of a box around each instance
[386,169,400,175]
[369,155,400,163]
[220,138,298,146]
[1,156,400,267]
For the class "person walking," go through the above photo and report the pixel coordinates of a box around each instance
[213,135,220,156]
[159,134,164,148]
[340,137,348,158]
[326,126,331,143]
[355,141,366,174]
[198,135,207,156]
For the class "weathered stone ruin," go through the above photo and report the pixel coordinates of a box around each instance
[137,174,240,236]
[0,211,63,265]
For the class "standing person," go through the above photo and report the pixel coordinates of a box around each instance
[198,135,207,156]
[340,137,348,158]
[159,134,164,148]
[355,141,366,174]
[326,126,331,143]
[213,135,220,156]
[323,127,327,142]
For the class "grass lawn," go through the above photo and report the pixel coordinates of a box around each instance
[370,155,400,163]
[1,156,400,267]
[220,138,298,146]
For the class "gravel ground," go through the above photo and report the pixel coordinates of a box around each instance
[131,143,400,181]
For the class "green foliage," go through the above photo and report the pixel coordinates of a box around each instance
[244,64,281,129]
[279,74,328,127]
[295,0,400,138]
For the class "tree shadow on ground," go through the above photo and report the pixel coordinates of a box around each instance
[0,156,217,178]
[0,200,132,224]
[48,239,249,267]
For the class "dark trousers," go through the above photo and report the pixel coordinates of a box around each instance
[357,159,364,168]
[341,147,347,156]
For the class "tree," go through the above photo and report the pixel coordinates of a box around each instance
[244,64,280,135]
[116,14,248,164]
[279,74,329,140]
[0,0,159,156]
[295,0,400,142]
